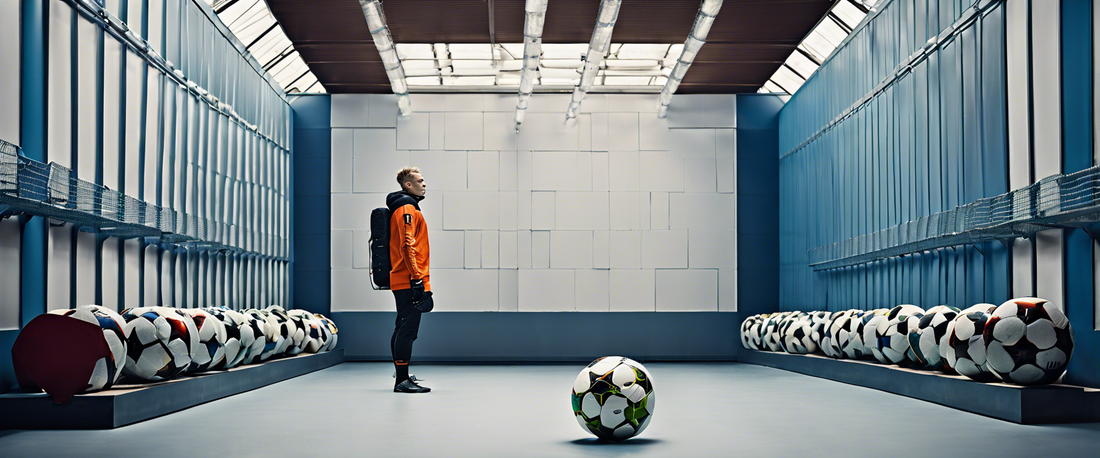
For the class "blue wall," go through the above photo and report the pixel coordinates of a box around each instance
[737,94,783,317]
[288,94,331,316]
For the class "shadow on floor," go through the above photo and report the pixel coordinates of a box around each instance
[567,437,664,447]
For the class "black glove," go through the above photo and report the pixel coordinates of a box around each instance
[410,278,425,306]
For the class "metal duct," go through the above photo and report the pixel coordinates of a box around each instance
[657,0,723,118]
[515,0,549,132]
[565,0,621,120]
[359,0,412,116]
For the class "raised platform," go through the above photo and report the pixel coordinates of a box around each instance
[0,350,343,430]
[737,350,1100,424]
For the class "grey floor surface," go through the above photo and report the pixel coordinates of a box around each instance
[2,362,1100,457]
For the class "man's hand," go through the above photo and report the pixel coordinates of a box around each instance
[410,278,425,306]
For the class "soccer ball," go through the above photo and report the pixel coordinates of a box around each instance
[776,312,804,353]
[983,297,1074,385]
[47,305,129,391]
[822,310,856,358]
[740,315,763,350]
[572,356,655,441]
[746,314,770,350]
[315,313,339,351]
[239,310,270,363]
[245,309,282,361]
[290,310,326,353]
[944,304,999,381]
[877,305,924,365]
[265,306,300,356]
[849,309,886,360]
[284,310,312,355]
[841,310,872,359]
[203,308,246,369]
[908,305,960,371]
[761,313,788,352]
[781,314,817,354]
[180,309,227,373]
[863,312,891,363]
[806,311,831,351]
[120,307,199,381]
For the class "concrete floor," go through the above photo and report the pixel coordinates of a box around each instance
[2,362,1100,457]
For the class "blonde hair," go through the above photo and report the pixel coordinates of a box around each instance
[396,167,421,188]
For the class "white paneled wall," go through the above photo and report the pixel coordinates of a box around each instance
[332,94,738,312]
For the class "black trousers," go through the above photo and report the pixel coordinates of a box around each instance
[390,289,427,362]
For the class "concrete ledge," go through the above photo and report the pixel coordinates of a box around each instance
[737,350,1100,424]
[0,350,344,430]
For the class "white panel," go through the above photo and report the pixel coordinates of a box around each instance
[666,95,737,128]
[75,20,97,181]
[669,193,737,230]
[484,94,514,112]
[123,239,141,310]
[642,230,688,268]
[532,152,592,191]
[445,94,487,112]
[518,269,574,311]
[606,95,659,112]
[500,193,518,230]
[609,231,642,269]
[525,94,572,112]
[607,113,640,151]
[639,116,670,151]
[531,191,555,230]
[0,220,20,328]
[592,230,611,269]
[651,192,669,229]
[484,112,521,151]
[353,129,407,193]
[518,151,532,191]
[143,71,160,202]
[431,229,466,268]
[147,0,163,54]
[556,192,609,230]
[500,231,519,268]
[1034,230,1064,310]
[0,0,20,145]
[1031,1,1062,181]
[592,153,609,191]
[331,129,354,192]
[430,112,446,150]
[550,231,594,269]
[331,193,385,230]
[48,0,72,168]
[144,245,158,307]
[591,112,610,152]
[671,129,717,158]
[581,94,608,113]
[518,190,532,229]
[518,113,580,151]
[445,112,484,150]
[409,94,447,112]
[576,270,610,312]
[124,50,143,197]
[397,112,431,150]
[331,94,370,128]
[639,152,685,192]
[717,129,736,193]
[689,230,737,269]
[467,151,499,191]
[500,151,518,190]
[102,39,122,190]
[465,231,482,268]
[608,152,639,192]
[634,192,651,230]
[656,269,718,311]
[719,269,737,312]
[1012,238,1035,298]
[684,158,718,193]
[610,269,655,311]
[410,150,467,190]
[331,231,353,268]
[368,94,398,127]
[532,231,550,268]
[442,191,500,229]
[102,239,120,310]
[430,269,498,311]
[482,231,499,268]
[579,114,592,151]
[352,231,371,269]
[331,269,392,311]
[75,231,96,307]
[47,225,72,311]
[499,269,519,311]
[518,230,532,268]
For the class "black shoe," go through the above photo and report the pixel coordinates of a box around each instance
[394,379,431,393]
[393,372,425,382]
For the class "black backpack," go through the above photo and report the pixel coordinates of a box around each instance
[368,207,391,290]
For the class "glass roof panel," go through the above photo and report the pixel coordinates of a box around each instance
[832,1,868,30]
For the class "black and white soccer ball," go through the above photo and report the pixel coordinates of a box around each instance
[983,297,1074,385]
[284,310,313,356]
[848,309,886,360]
[806,311,831,351]
[877,304,924,365]
[289,310,326,353]
[776,312,805,353]
[315,313,339,351]
[572,356,655,441]
[120,307,199,381]
[203,307,245,369]
[762,313,788,352]
[908,305,960,371]
[822,310,856,358]
[863,311,891,363]
[781,313,817,354]
[746,314,770,350]
[47,305,130,391]
[180,309,227,373]
[740,315,763,350]
[245,309,282,361]
[239,309,270,363]
[265,305,300,356]
[944,303,999,381]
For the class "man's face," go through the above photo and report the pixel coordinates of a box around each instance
[405,172,427,197]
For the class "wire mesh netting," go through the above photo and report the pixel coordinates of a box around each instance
[809,165,1100,270]
[0,139,286,261]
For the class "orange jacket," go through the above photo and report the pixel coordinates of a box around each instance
[388,197,430,291]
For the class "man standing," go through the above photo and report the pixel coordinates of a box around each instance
[387,167,432,393]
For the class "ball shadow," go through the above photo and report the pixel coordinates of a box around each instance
[567,437,664,447]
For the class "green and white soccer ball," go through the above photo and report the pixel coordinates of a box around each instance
[572,356,655,441]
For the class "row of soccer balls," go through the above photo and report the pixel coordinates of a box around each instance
[48,304,340,393]
[740,297,1075,386]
